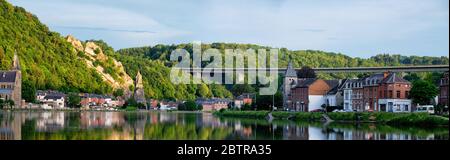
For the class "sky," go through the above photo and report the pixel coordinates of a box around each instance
[9,0,449,58]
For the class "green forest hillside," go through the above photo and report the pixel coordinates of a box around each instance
[0,0,112,101]
[117,43,449,79]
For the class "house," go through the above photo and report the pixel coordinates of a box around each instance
[439,72,449,107]
[159,101,179,110]
[41,95,65,109]
[196,98,231,111]
[289,78,333,112]
[325,79,345,107]
[233,93,254,109]
[351,79,365,112]
[0,52,21,108]
[342,79,366,112]
[377,73,412,112]
[80,94,114,108]
[343,79,365,111]
[149,99,159,110]
[362,73,386,111]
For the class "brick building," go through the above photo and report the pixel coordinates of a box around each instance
[439,72,449,107]
[377,73,412,112]
[289,79,332,112]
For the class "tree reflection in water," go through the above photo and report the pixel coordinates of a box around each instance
[0,111,447,140]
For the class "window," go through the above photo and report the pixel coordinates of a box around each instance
[405,91,410,98]
[388,90,393,98]
[396,91,401,98]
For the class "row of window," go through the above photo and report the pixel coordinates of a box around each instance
[0,84,14,89]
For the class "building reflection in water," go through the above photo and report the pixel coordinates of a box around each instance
[0,111,447,140]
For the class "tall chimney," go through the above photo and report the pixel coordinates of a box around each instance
[383,71,390,78]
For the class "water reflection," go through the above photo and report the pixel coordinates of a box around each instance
[0,111,448,140]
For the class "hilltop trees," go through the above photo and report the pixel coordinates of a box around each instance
[297,66,317,78]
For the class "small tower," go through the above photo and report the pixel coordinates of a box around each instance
[133,70,146,106]
[283,60,298,109]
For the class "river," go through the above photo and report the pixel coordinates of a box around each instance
[0,110,447,140]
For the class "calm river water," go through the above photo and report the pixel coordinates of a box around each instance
[0,111,448,140]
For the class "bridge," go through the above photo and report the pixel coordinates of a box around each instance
[177,65,449,74]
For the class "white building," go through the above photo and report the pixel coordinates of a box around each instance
[378,99,412,113]
[41,95,65,109]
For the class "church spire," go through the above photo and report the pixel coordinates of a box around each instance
[285,60,297,77]
[12,50,21,71]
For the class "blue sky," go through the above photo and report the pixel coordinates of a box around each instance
[9,0,449,58]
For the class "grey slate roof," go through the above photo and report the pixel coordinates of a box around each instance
[296,78,317,87]
[381,73,410,84]
[325,80,340,89]
[44,95,64,100]
[285,61,297,77]
[0,71,18,83]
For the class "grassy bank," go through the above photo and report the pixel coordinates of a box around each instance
[213,110,449,127]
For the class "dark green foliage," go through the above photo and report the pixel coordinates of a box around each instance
[297,66,317,78]
[123,98,145,109]
[0,0,112,97]
[242,103,253,111]
[386,113,449,127]
[410,80,439,105]
[403,73,421,82]
[22,80,36,102]
[231,84,255,96]
[179,100,201,111]
[113,88,124,97]
[255,92,282,110]
[67,93,81,108]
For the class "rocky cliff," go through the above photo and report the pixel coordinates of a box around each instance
[66,35,134,94]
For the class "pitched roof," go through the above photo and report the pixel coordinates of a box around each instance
[325,80,340,89]
[285,61,297,77]
[0,71,17,83]
[381,73,410,84]
[44,95,64,100]
[296,78,317,87]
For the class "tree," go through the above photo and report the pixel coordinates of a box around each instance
[124,98,137,108]
[403,73,420,83]
[410,80,439,105]
[113,88,124,97]
[0,99,3,109]
[424,72,443,86]
[22,81,36,103]
[255,92,282,111]
[242,103,253,111]
[180,100,199,111]
[178,103,186,110]
[67,93,81,108]
[197,84,211,98]
[231,84,255,96]
[297,66,317,78]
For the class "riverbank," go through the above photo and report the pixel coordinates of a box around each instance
[213,110,449,127]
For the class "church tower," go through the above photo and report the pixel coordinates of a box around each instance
[283,60,297,109]
[133,70,146,106]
